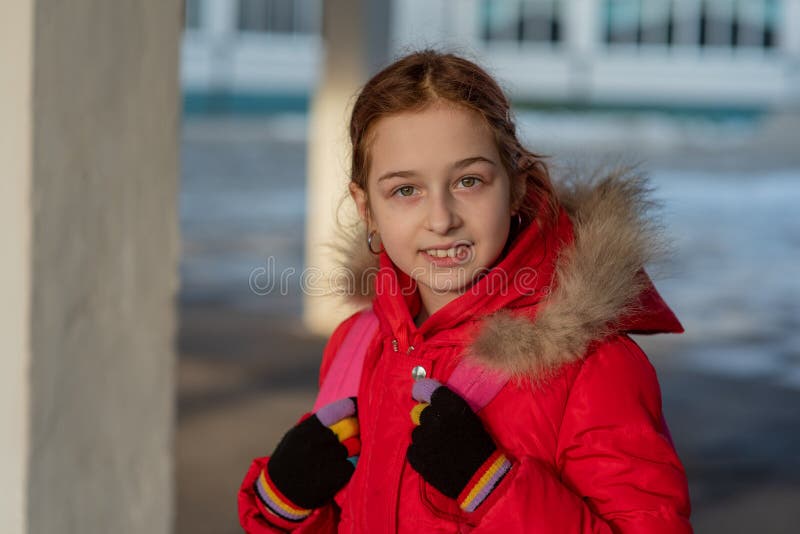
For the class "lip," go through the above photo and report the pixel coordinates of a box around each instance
[420,243,473,267]
[420,240,472,251]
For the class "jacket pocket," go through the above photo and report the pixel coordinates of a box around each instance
[416,467,479,530]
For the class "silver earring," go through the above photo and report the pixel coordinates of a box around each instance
[513,212,523,227]
[367,230,383,255]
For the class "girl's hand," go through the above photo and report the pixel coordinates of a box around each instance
[256,397,360,522]
[407,379,512,512]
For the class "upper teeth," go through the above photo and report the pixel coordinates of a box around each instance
[425,246,468,258]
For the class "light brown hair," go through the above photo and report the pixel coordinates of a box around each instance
[344,48,560,237]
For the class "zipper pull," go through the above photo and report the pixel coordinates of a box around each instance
[392,338,416,354]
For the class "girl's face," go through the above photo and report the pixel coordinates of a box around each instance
[350,101,516,316]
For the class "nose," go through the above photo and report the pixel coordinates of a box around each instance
[425,189,462,234]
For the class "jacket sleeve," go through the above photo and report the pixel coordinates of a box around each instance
[465,335,692,533]
[236,311,365,533]
[238,456,339,533]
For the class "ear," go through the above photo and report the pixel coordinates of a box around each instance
[348,182,371,226]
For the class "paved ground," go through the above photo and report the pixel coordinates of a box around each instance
[176,304,800,534]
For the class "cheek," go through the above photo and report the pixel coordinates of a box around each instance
[381,228,415,256]
[374,211,415,253]
[480,197,512,250]
[482,186,511,216]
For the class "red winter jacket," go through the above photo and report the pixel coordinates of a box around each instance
[239,171,693,533]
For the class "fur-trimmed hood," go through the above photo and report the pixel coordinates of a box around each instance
[327,167,683,381]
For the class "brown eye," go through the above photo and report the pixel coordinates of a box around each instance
[395,185,415,197]
[459,176,480,188]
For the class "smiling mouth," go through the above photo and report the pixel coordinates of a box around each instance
[422,244,471,258]
[420,243,473,265]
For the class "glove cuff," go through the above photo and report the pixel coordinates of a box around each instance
[253,466,313,522]
[456,450,512,512]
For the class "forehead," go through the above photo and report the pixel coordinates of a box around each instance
[367,102,498,180]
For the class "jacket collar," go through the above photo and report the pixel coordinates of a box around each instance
[327,167,683,381]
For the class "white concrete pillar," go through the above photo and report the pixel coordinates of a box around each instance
[0,2,34,532]
[0,1,182,532]
[565,0,601,54]
[205,0,239,93]
[205,0,238,37]
[564,0,601,101]
[304,0,391,335]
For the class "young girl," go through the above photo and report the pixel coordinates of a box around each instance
[238,49,692,533]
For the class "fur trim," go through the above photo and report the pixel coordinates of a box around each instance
[325,165,669,381]
[468,166,668,382]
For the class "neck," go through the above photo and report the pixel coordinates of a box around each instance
[414,285,456,327]
[414,308,427,327]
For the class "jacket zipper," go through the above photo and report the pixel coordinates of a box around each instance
[391,338,415,354]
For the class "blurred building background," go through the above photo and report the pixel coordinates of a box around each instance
[181,0,796,111]
[176,1,800,533]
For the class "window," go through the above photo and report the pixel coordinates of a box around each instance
[237,0,321,34]
[481,0,562,44]
[604,0,778,49]
[185,0,202,30]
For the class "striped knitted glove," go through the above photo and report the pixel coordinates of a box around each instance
[254,397,360,523]
[408,379,511,512]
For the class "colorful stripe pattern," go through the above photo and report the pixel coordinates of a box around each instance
[456,450,512,512]
[409,402,430,425]
[318,397,361,466]
[254,397,361,523]
[254,468,313,522]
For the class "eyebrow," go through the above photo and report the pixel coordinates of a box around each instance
[376,156,496,183]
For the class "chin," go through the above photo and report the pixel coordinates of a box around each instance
[423,270,470,291]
